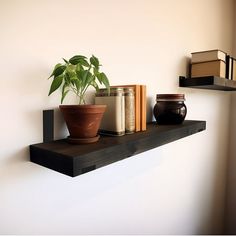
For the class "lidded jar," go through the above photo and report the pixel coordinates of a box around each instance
[153,94,187,125]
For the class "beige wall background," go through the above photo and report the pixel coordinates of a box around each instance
[0,0,235,234]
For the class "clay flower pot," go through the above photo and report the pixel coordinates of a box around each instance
[59,104,106,144]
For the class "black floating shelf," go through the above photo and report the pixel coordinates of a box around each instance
[179,76,236,91]
[30,120,206,177]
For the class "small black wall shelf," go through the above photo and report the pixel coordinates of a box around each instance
[30,120,206,177]
[179,76,236,91]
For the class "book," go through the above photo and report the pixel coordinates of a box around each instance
[140,85,147,131]
[232,57,236,81]
[191,60,226,78]
[123,87,135,134]
[225,55,233,79]
[191,49,227,63]
[95,88,125,136]
[111,85,141,132]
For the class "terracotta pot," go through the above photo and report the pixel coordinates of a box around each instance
[59,105,106,143]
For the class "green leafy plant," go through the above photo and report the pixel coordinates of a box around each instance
[48,54,110,104]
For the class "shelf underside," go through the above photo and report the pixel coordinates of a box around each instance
[30,120,206,177]
[179,76,236,91]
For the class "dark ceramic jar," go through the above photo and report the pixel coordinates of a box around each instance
[153,94,187,125]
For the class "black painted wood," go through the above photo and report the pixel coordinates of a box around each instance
[30,120,206,177]
[179,76,236,91]
[43,110,54,142]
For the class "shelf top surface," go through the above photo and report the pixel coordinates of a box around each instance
[31,120,206,158]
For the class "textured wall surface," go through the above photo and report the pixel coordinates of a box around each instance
[0,0,234,234]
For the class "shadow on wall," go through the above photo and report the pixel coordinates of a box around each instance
[0,106,68,184]
[177,56,191,79]
[224,93,236,234]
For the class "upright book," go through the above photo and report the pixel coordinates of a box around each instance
[191,49,227,63]
[231,57,236,81]
[225,55,233,79]
[95,88,125,136]
[140,85,147,131]
[111,85,141,132]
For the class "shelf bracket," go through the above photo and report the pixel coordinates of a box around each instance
[43,110,54,143]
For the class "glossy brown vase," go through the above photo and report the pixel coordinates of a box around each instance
[59,105,106,144]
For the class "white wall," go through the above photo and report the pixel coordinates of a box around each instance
[0,0,234,234]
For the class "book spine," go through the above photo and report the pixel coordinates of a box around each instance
[135,85,141,132]
[121,92,125,133]
[231,56,234,80]
[140,85,147,131]
[124,88,135,134]
[226,55,230,79]
[233,58,236,81]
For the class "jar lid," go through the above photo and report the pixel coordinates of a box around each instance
[156,94,185,101]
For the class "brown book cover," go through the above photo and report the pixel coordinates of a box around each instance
[111,85,141,132]
[191,60,226,78]
[232,58,236,81]
[191,49,227,63]
[140,85,146,131]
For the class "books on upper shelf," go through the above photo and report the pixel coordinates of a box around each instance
[190,49,236,80]
[191,60,226,78]
[226,56,236,80]
[191,49,227,63]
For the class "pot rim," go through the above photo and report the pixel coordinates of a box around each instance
[59,104,106,109]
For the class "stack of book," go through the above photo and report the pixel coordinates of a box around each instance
[190,49,236,80]
[95,84,147,136]
[112,84,146,132]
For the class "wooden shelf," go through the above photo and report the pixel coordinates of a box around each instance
[179,76,236,91]
[30,120,206,177]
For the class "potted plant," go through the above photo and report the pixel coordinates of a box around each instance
[48,54,110,144]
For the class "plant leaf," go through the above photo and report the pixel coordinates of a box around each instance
[76,64,82,72]
[77,70,85,80]
[85,73,94,88]
[64,72,71,84]
[74,79,81,91]
[48,63,61,79]
[100,72,110,93]
[48,65,66,79]
[95,72,102,84]
[62,58,69,64]
[93,67,99,75]
[81,70,91,88]
[90,55,99,69]
[70,75,78,86]
[91,81,99,92]
[48,75,63,96]
[61,83,69,104]
[69,55,87,65]
[61,90,69,104]
[79,58,90,67]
